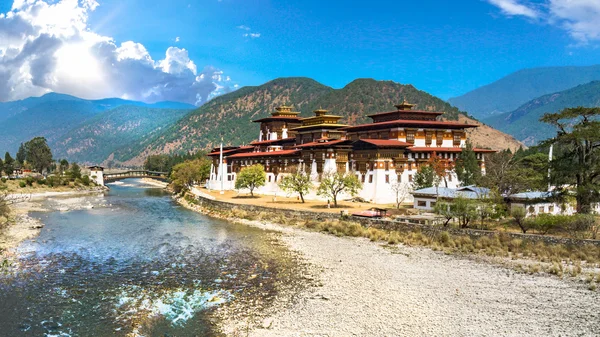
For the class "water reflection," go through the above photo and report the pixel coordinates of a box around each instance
[0,179,292,336]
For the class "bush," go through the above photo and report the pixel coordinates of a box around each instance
[1,178,6,183]
[81,175,90,186]
[37,179,46,185]
[25,176,35,186]
[19,181,26,188]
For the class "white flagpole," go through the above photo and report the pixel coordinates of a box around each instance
[219,137,224,194]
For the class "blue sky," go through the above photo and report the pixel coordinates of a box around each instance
[1,0,599,103]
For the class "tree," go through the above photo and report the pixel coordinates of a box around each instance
[70,163,82,179]
[3,152,14,177]
[541,107,600,213]
[455,141,481,186]
[24,137,53,173]
[450,196,477,228]
[16,143,26,166]
[317,172,362,207]
[279,170,312,203]
[0,157,3,176]
[433,201,453,227]
[510,206,530,234]
[412,165,435,190]
[479,149,549,195]
[428,153,451,188]
[235,164,266,197]
[59,159,69,174]
[390,180,411,209]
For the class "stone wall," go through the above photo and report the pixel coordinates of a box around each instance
[191,194,600,248]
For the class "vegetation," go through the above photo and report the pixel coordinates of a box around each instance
[455,141,480,186]
[542,107,600,214]
[235,164,266,197]
[390,180,411,209]
[170,158,211,193]
[23,137,53,173]
[144,152,207,175]
[317,172,362,207]
[412,165,435,190]
[3,152,14,176]
[279,170,312,203]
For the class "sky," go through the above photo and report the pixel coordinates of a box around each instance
[0,0,599,105]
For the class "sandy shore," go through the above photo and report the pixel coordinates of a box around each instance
[209,218,600,336]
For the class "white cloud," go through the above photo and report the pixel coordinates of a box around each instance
[237,25,250,31]
[488,0,538,18]
[0,0,234,105]
[488,0,600,44]
[243,33,261,39]
[175,36,180,42]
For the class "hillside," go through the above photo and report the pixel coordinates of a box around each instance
[121,77,524,165]
[0,92,195,156]
[448,65,600,119]
[52,106,189,164]
[485,81,600,145]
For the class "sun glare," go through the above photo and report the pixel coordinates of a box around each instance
[54,42,104,87]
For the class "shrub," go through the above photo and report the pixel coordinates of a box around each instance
[37,179,46,185]
[81,175,90,186]
[1,177,6,183]
[25,176,35,186]
[19,181,26,188]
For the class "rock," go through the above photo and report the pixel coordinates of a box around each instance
[261,318,274,329]
[30,224,44,229]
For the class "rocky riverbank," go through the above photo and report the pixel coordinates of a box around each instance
[176,195,600,336]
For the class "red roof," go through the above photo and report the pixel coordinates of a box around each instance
[367,110,444,118]
[294,139,351,148]
[227,149,301,158]
[341,119,478,132]
[355,139,412,147]
[250,137,296,145]
[408,147,495,153]
[252,116,302,123]
[207,146,254,156]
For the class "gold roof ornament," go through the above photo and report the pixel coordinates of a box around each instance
[395,99,416,111]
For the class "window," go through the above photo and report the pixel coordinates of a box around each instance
[397,175,402,183]
[538,206,545,213]
[268,176,272,182]
[406,131,415,143]
[361,174,365,183]
[408,175,413,182]
[425,132,433,146]
[369,175,373,183]
[528,206,535,213]
[549,205,555,213]
[453,132,461,145]
[384,161,389,171]
[436,132,444,146]
[430,201,436,208]
[417,200,427,207]
[385,175,390,183]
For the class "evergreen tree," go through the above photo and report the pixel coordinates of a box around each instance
[4,152,15,177]
[541,107,600,214]
[0,157,3,176]
[59,159,69,174]
[412,165,435,190]
[16,143,26,166]
[455,141,481,186]
[70,163,82,179]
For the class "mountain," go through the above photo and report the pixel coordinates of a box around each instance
[0,92,195,155]
[448,65,600,119]
[52,106,189,164]
[485,81,600,146]
[119,77,524,165]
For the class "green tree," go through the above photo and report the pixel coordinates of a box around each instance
[59,159,69,174]
[0,157,3,176]
[412,165,435,190]
[24,137,53,173]
[450,196,477,228]
[455,141,481,186]
[510,206,530,234]
[317,172,362,207]
[70,163,82,179]
[3,152,15,177]
[541,107,600,213]
[279,170,312,203]
[170,158,211,193]
[235,164,266,197]
[433,201,453,227]
[16,143,26,166]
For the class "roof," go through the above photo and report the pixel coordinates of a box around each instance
[294,139,351,148]
[250,137,296,145]
[226,149,301,159]
[412,186,490,200]
[367,110,444,118]
[252,116,302,123]
[408,147,495,153]
[341,119,479,132]
[207,146,254,156]
[291,124,348,131]
[509,191,555,201]
[354,139,412,148]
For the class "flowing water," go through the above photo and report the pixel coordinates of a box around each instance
[0,180,300,336]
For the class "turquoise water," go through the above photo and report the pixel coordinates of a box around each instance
[0,180,290,336]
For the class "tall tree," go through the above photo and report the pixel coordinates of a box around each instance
[479,150,548,195]
[24,137,53,173]
[59,159,69,174]
[16,143,26,166]
[541,107,600,214]
[455,141,481,186]
[317,172,362,207]
[3,152,14,177]
[412,165,435,190]
[70,163,82,179]
[235,164,266,197]
[279,170,312,203]
[170,159,208,192]
[0,157,3,176]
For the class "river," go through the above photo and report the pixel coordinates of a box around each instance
[0,179,302,336]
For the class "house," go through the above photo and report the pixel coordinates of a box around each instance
[411,186,491,211]
[207,102,494,204]
[507,191,578,217]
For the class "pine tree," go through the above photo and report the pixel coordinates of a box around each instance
[4,152,15,177]
[455,141,481,186]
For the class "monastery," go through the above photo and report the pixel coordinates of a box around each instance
[207,102,494,204]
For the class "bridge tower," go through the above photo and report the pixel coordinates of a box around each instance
[89,166,105,186]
